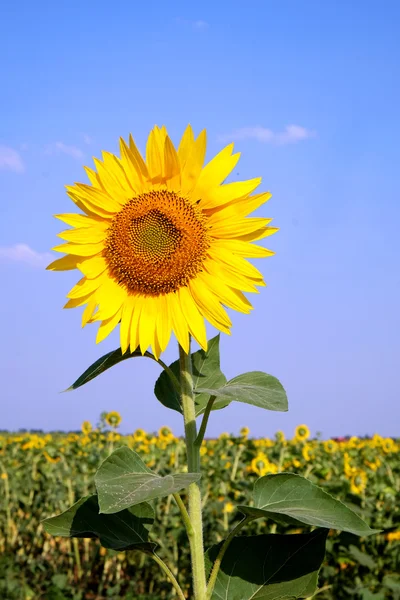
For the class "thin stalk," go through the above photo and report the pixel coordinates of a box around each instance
[179,341,207,600]
[148,552,186,600]
[144,351,181,395]
[195,396,217,447]
[206,516,253,599]
[173,493,195,537]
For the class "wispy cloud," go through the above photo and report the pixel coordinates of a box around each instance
[46,141,85,160]
[219,125,316,146]
[83,134,92,145]
[175,17,209,30]
[0,244,52,268]
[0,145,25,172]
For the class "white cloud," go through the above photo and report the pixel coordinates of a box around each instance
[46,141,84,160]
[0,145,25,172]
[0,244,52,268]
[175,17,209,30]
[193,20,209,29]
[219,125,316,146]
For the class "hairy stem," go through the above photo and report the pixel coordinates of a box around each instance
[179,341,207,600]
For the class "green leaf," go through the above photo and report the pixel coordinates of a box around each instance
[67,348,147,391]
[154,334,227,415]
[348,545,377,569]
[238,474,379,536]
[95,446,201,514]
[43,495,155,552]
[196,371,288,412]
[205,529,328,600]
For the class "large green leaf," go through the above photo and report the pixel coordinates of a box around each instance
[238,474,379,536]
[43,495,155,552]
[205,529,328,600]
[67,348,146,390]
[196,371,288,412]
[154,335,227,415]
[95,447,201,514]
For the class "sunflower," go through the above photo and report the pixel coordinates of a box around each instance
[302,443,315,462]
[240,426,250,438]
[251,452,278,476]
[81,420,92,435]
[294,424,310,442]
[158,425,174,443]
[47,125,276,358]
[105,411,122,428]
[382,438,397,454]
[323,439,338,454]
[350,469,367,495]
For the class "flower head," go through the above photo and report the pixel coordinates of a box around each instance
[81,420,92,435]
[48,125,276,357]
[350,470,367,495]
[105,411,122,428]
[294,424,310,442]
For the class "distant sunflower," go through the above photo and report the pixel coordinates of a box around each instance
[105,411,122,428]
[48,125,276,358]
[81,420,92,435]
[294,424,310,442]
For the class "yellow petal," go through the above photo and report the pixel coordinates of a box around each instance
[64,293,93,309]
[129,296,145,352]
[146,127,165,180]
[73,183,122,212]
[189,276,232,332]
[203,259,260,293]
[52,241,104,256]
[212,239,275,258]
[168,293,189,353]
[54,213,104,228]
[201,178,262,210]
[78,255,107,279]
[207,191,272,221]
[164,136,181,189]
[201,274,253,314]
[82,299,98,327]
[84,166,103,189]
[210,217,272,239]
[155,295,172,353]
[46,254,80,271]
[96,309,121,344]
[89,162,129,206]
[66,189,114,219]
[181,129,207,195]
[178,286,207,350]
[138,296,157,355]
[177,124,195,168]
[129,134,149,180]
[57,227,107,244]
[119,138,144,192]
[119,296,136,354]
[67,276,103,299]
[91,278,128,320]
[209,247,264,280]
[237,226,280,242]
[195,143,240,190]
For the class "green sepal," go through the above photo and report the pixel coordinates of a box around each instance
[95,446,201,514]
[43,494,156,552]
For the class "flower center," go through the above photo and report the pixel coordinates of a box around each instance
[104,189,209,295]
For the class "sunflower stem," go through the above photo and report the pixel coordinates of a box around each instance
[179,341,207,600]
[147,552,186,600]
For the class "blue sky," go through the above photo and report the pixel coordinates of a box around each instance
[1,0,399,438]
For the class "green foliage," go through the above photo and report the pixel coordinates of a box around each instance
[238,473,379,536]
[196,371,288,412]
[205,530,328,599]
[154,334,227,415]
[67,348,144,390]
[95,446,201,513]
[43,495,156,552]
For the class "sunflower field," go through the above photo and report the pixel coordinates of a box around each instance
[1,414,399,600]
